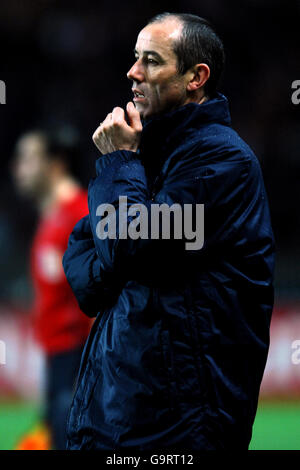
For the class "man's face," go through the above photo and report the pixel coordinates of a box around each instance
[127,19,190,119]
[12,134,50,197]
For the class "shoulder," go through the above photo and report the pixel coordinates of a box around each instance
[60,189,89,228]
[165,123,260,181]
[187,123,257,166]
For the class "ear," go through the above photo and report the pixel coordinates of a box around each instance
[186,63,210,92]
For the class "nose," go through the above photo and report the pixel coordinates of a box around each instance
[127,59,144,83]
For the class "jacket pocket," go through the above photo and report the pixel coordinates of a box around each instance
[159,328,180,412]
[71,310,110,430]
[184,286,212,406]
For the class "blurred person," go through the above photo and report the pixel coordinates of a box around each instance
[12,129,91,450]
[63,13,275,450]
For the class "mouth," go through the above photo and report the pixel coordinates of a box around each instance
[132,89,146,102]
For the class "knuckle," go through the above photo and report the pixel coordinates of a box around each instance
[135,124,143,133]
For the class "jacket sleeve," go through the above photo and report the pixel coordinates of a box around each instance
[62,214,123,317]
[87,148,256,283]
[87,150,195,284]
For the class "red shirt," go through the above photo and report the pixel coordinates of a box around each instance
[31,189,91,355]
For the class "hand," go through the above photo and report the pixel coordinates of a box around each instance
[92,102,142,155]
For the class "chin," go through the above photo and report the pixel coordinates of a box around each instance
[140,108,157,120]
[134,104,146,119]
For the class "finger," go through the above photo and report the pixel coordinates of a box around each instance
[93,114,110,141]
[126,102,142,131]
[92,125,103,143]
[102,113,112,127]
[112,107,125,124]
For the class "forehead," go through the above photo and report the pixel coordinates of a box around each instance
[135,19,183,57]
[16,135,46,158]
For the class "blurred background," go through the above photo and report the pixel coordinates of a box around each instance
[0,0,300,450]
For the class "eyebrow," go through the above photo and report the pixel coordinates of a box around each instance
[134,49,165,62]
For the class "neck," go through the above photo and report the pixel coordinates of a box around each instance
[38,175,80,214]
[184,90,209,107]
[198,94,209,105]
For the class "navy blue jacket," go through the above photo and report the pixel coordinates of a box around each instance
[63,94,275,450]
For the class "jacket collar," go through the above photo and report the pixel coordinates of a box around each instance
[137,93,231,180]
[139,93,231,153]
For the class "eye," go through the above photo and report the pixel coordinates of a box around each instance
[145,58,158,65]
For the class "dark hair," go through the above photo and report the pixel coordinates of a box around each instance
[147,12,225,96]
[44,126,80,168]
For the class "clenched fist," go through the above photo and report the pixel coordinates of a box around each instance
[92,102,143,155]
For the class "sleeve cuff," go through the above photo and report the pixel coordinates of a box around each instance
[95,150,139,175]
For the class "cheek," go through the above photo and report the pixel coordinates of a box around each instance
[155,79,185,103]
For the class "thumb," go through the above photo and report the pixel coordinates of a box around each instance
[126,102,142,131]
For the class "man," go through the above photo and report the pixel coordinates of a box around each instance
[63,13,275,450]
[13,129,91,449]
